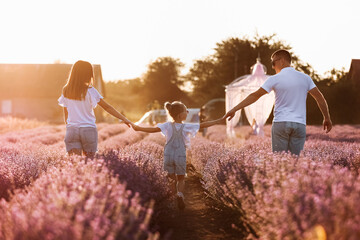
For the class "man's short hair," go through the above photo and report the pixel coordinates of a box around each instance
[271,49,291,63]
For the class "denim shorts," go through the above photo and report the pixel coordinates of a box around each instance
[271,121,306,155]
[163,154,186,175]
[64,127,98,153]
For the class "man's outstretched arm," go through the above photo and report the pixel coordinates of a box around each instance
[309,87,332,133]
[224,87,268,120]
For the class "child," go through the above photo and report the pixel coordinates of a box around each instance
[131,101,224,210]
[58,60,131,158]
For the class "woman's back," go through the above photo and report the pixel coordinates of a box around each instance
[58,87,103,128]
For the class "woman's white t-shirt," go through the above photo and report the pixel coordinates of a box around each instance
[58,87,103,128]
[157,122,200,148]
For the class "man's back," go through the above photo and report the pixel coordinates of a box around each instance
[224,49,332,155]
[261,67,316,125]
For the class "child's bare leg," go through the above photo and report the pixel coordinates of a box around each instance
[167,173,177,194]
[176,175,186,210]
[84,151,95,159]
[68,149,82,156]
[176,175,185,194]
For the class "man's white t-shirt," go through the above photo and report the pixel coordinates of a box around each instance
[157,122,200,148]
[261,67,316,125]
[58,87,103,128]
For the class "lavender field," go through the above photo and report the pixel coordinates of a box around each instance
[0,118,359,239]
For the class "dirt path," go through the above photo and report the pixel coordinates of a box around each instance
[156,166,245,240]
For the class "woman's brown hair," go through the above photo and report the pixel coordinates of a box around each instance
[63,60,94,100]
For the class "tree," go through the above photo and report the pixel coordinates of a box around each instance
[186,57,219,104]
[104,78,147,121]
[307,68,359,124]
[186,34,319,105]
[142,57,192,106]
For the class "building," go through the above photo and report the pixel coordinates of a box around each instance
[349,59,360,85]
[0,64,105,123]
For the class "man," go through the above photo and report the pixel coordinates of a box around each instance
[224,49,332,155]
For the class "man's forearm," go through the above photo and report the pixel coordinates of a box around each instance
[232,93,260,112]
[309,88,331,121]
[317,99,331,120]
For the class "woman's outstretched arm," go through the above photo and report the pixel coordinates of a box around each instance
[98,99,131,126]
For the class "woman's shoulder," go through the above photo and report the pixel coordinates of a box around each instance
[87,86,102,96]
[88,86,97,92]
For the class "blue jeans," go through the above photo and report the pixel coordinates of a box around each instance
[271,122,306,155]
[64,126,98,153]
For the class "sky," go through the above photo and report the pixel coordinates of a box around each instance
[0,0,358,81]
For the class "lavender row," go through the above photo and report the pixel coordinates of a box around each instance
[0,123,173,238]
[98,128,147,151]
[0,158,159,240]
[0,124,146,198]
[0,142,65,200]
[97,123,129,141]
[0,125,163,201]
[205,124,360,145]
[100,136,170,206]
[0,123,130,147]
[100,140,173,225]
[0,117,47,134]
[190,131,360,239]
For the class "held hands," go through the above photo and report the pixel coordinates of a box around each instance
[219,115,227,123]
[120,119,132,128]
[223,109,237,121]
[130,122,141,131]
[120,120,141,131]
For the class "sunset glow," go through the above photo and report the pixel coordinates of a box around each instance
[0,0,359,81]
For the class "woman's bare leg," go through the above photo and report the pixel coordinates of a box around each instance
[68,149,82,156]
[84,151,95,159]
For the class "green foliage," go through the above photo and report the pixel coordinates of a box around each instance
[186,34,319,105]
[104,78,147,121]
[103,34,358,124]
[307,68,359,124]
[142,56,192,105]
[104,57,192,122]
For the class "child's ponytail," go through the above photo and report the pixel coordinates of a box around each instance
[164,102,172,112]
[164,101,186,120]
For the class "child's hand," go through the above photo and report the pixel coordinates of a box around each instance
[224,109,236,121]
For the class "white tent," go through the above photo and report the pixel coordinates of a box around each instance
[225,58,275,137]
